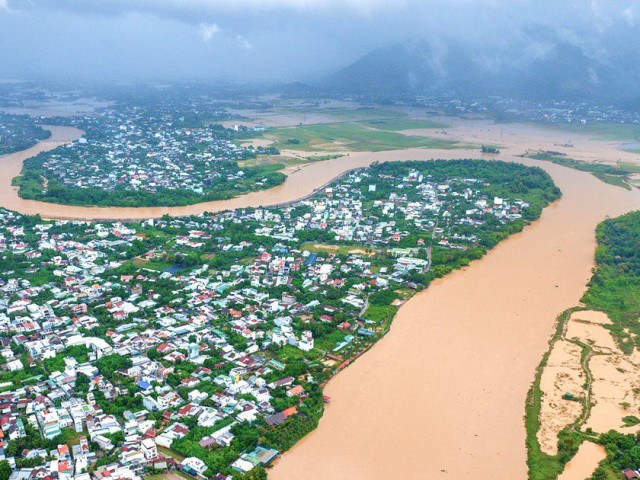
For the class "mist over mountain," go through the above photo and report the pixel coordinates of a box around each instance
[324,39,640,102]
[2,0,640,104]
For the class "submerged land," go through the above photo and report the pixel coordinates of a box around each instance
[2,89,640,479]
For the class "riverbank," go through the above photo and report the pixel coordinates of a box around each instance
[269,160,640,479]
[3,117,640,479]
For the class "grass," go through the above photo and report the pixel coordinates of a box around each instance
[58,428,87,448]
[131,257,173,271]
[158,446,185,462]
[314,331,350,352]
[303,154,345,161]
[592,172,632,190]
[147,472,193,480]
[313,107,404,121]
[362,118,446,131]
[617,162,640,173]
[265,122,460,152]
[300,242,374,256]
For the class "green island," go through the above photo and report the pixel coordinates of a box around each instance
[14,104,285,208]
[0,159,559,478]
[526,211,640,480]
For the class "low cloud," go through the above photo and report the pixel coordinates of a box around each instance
[1,0,640,84]
[199,22,220,42]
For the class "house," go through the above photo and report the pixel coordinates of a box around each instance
[181,457,207,476]
[286,385,305,398]
[140,438,158,462]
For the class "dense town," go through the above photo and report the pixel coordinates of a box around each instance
[15,104,282,207]
[406,95,640,126]
[0,159,558,480]
[0,114,50,155]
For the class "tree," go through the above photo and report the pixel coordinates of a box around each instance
[0,460,12,480]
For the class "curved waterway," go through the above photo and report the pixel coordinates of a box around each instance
[269,167,640,479]
[4,124,640,479]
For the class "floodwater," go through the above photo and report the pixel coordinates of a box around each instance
[269,160,639,480]
[3,120,640,479]
[558,442,606,480]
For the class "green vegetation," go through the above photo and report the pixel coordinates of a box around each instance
[481,145,500,154]
[581,211,640,353]
[266,122,460,152]
[313,106,403,121]
[526,151,636,190]
[0,114,51,155]
[591,431,640,479]
[622,416,640,427]
[362,117,445,131]
[303,154,345,161]
[96,354,133,378]
[525,308,589,480]
[0,460,11,480]
[16,162,286,207]
[528,211,640,479]
[43,345,89,372]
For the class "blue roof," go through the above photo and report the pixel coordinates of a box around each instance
[138,381,150,390]
[304,253,318,266]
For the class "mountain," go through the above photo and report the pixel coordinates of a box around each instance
[323,40,640,101]
[327,43,434,94]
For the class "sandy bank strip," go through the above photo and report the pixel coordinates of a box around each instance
[536,309,640,479]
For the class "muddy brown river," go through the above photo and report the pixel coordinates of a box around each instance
[3,122,640,479]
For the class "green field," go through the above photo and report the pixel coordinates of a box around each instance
[300,242,374,255]
[362,118,446,131]
[266,122,460,152]
[313,107,405,121]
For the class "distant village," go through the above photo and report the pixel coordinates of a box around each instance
[26,105,273,197]
[0,114,50,155]
[396,96,640,126]
[0,160,549,480]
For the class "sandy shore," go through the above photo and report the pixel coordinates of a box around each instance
[538,338,584,455]
[536,309,640,478]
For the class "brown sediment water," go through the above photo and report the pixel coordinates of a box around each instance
[268,161,640,478]
[558,442,606,480]
[4,121,640,479]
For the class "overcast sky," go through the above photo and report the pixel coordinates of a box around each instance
[0,0,638,83]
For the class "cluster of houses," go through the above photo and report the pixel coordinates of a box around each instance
[0,163,532,479]
[0,113,49,155]
[32,106,261,195]
[411,95,640,126]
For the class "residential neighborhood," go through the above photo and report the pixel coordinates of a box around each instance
[17,103,282,207]
[0,159,557,479]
